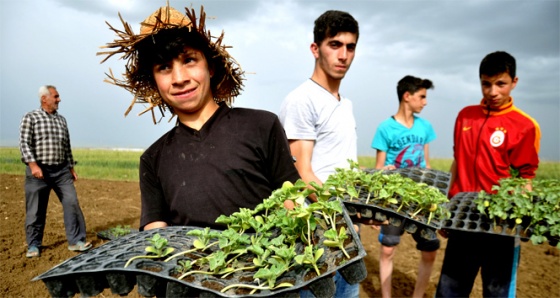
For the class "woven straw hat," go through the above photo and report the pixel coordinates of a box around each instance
[97,4,244,123]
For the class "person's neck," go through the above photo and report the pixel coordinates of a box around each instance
[311,72,342,100]
[178,100,220,131]
[393,107,415,128]
[41,106,56,114]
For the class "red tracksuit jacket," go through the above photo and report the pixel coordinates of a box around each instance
[449,98,541,197]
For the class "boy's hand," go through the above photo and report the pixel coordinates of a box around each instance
[438,229,449,238]
[382,164,397,170]
[283,200,295,210]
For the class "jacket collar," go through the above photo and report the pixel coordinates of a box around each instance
[480,97,514,115]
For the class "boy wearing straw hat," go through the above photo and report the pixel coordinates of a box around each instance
[98,4,300,231]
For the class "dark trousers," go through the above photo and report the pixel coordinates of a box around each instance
[435,231,520,297]
[24,163,87,247]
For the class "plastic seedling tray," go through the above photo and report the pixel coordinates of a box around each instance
[389,167,451,195]
[343,168,451,240]
[442,192,531,239]
[33,203,367,298]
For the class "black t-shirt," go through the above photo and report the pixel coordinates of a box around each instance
[139,104,300,230]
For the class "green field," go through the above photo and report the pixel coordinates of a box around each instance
[0,147,142,181]
[1,147,558,181]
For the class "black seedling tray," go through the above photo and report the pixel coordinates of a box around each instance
[343,199,440,240]
[343,168,451,240]
[441,192,531,239]
[389,167,451,195]
[33,204,367,298]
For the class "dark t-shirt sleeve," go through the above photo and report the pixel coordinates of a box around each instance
[139,136,170,231]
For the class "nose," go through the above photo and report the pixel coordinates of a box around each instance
[171,61,188,85]
[338,48,348,61]
[489,85,499,96]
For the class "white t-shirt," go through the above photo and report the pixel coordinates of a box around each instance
[279,79,358,182]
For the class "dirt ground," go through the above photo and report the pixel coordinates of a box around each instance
[1,173,559,298]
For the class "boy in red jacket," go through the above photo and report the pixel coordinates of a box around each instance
[436,51,541,297]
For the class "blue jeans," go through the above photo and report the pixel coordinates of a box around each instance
[25,163,87,247]
[299,271,359,298]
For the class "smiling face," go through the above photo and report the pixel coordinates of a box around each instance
[312,32,357,82]
[480,72,518,108]
[152,47,215,120]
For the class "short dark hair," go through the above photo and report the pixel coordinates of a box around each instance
[313,10,359,45]
[133,27,226,101]
[397,75,434,102]
[479,51,516,79]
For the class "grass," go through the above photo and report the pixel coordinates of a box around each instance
[358,156,559,181]
[0,147,142,181]
[1,147,558,181]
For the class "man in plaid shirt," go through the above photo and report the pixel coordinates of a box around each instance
[19,85,92,258]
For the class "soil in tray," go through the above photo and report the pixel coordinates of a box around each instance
[303,263,329,282]
[201,278,226,292]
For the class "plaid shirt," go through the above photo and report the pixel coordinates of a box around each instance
[19,108,75,166]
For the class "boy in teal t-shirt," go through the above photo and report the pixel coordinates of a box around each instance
[371,75,438,298]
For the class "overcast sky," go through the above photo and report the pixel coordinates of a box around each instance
[1,0,558,161]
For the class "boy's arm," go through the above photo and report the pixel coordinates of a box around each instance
[424,144,432,169]
[375,150,386,169]
[289,139,321,202]
[375,150,395,170]
[449,159,457,189]
[510,121,540,183]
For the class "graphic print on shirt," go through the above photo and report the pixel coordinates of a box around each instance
[394,142,424,168]
[490,127,507,147]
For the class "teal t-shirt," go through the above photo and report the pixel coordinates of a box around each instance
[371,116,436,168]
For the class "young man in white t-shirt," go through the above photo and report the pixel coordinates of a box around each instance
[279,9,360,298]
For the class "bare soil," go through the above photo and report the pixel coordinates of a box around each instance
[1,174,558,297]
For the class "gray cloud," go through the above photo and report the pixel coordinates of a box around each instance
[1,0,558,161]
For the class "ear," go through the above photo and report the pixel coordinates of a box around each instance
[402,91,411,102]
[310,42,319,59]
[511,76,518,90]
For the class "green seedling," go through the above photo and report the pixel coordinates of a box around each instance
[476,177,560,248]
[106,225,133,237]
[327,162,450,223]
[175,259,193,274]
[125,233,174,267]
[294,245,324,276]
[323,226,350,259]
[164,227,220,262]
